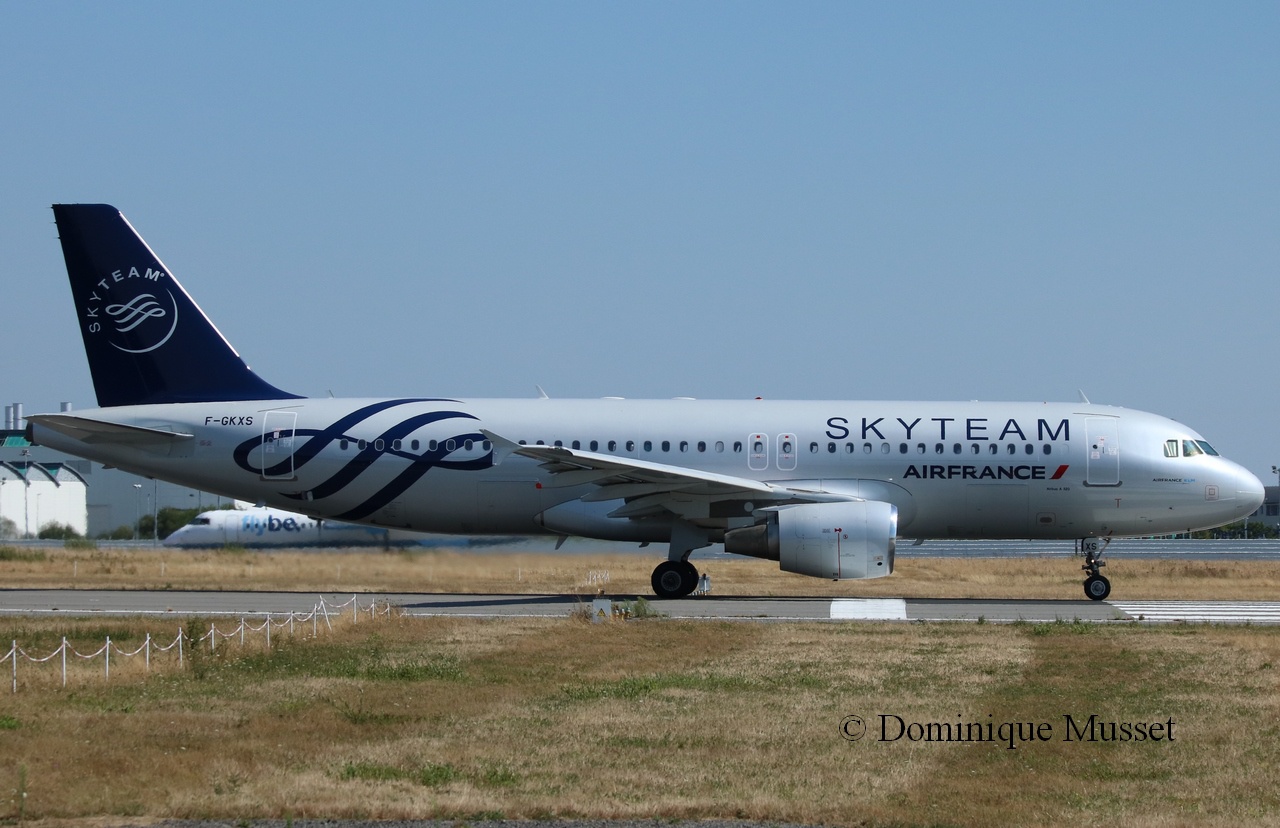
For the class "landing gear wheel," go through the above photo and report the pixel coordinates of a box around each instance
[651,560,698,599]
[678,560,699,594]
[1084,574,1111,601]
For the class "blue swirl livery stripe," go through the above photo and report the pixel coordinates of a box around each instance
[331,430,492,521]
[232,399,494,522]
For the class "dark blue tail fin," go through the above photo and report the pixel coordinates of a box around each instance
[52,204,301,408]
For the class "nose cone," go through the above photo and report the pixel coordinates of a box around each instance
[1237,467,1266,516]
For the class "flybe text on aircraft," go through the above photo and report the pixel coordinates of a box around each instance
[27,205,1265,602]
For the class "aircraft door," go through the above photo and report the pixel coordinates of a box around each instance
[1085,417,1120,486]
[777,433,797,471]
[748,433,769,471]
[261,410,299,480]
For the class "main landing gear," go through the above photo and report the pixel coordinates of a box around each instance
[651,560,700,599]
[651,521,710,599]
[1081,537,1112,601]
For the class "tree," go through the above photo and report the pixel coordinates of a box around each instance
[138,506,204,541]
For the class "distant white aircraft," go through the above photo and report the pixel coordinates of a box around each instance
[29,205,1265,599]
[163,505,432,548]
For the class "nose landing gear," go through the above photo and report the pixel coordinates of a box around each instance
[1081,537,1112,601]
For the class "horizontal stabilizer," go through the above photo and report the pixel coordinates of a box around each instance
[27,414,193,447]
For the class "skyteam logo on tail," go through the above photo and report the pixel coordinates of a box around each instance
[82,266,179,354]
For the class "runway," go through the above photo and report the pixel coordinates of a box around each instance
[2,589,1279,624]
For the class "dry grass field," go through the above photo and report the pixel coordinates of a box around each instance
[3,544,1280,827]
[4,543,1280,600]
[1,612,1278,827]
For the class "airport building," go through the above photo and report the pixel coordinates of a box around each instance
[2,403,222,539]
[1250,486,1280,531]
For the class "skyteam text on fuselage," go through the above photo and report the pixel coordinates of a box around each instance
[28,205,1266,600]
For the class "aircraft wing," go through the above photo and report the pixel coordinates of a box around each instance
[483,429,856,520]
[27,414,194,447]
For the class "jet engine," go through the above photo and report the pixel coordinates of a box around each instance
[723,500,897,580]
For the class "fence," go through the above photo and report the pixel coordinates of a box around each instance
[1,594,393,692]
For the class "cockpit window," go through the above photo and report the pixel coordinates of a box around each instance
[190,517,211,526]
[1182,440,1203,457]
[1164,440,1179,458]
[1195,440,1220,456]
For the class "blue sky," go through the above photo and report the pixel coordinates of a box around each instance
[3,3,1278,481]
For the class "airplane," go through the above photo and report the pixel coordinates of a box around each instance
[163,504,454,548]
[28,204,1265,600]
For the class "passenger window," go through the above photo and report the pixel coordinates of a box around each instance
[644,440,653,452]
[571,440,580,450]
[881,443,890,454]
[828,442,837,454]
[464,439,474,450]
[1024,444,1034,455]
[340,439,348,450]
[590,440,599,451]
[608,440,616,452]
[447,439,457,451]
[553,440,563,447]
[411,439,420,450]
[392,439,401,451]
[373,439,384,452]
[1042,444,1052,455]
[917,443,926,454]
[935,443,944,454]
[989,444,998,455]
[715,441,724,452]
[482,440,491,451]
[1164,440,1179,458]
[899,443,908,454]
[680,441,689,452]
[661,440,670,452]
[626,440,635,452]
[809,442,818,453]
[733,441,742,453]
[357,439,367,450]
[1007,444,1016,455]
[971,444,980,455]
[952,443,962,454]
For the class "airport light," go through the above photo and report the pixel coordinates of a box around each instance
[133,483,142,540]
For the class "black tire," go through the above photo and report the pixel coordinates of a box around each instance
[1083,574,1111,601]
[678,560,699,596]
[652,561,687,599]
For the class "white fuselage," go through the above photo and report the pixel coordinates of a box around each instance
[31,397,1263,544]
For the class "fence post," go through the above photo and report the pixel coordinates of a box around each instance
[105,636,111,681]
[240,618,245,646]
[145,633,151,672]
[353,595,358,623]
[266,613,271,649]
[11,640,16,694]
[62,637,67,688]
[178,627,184,667]
[210,623,216,653]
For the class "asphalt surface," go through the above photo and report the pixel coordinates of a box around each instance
[1,588,1278,623]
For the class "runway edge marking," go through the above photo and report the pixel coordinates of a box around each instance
[830,598,909,620]
[1109,601,1280,624]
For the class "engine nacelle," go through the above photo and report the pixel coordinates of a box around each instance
[723,500,897,580]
